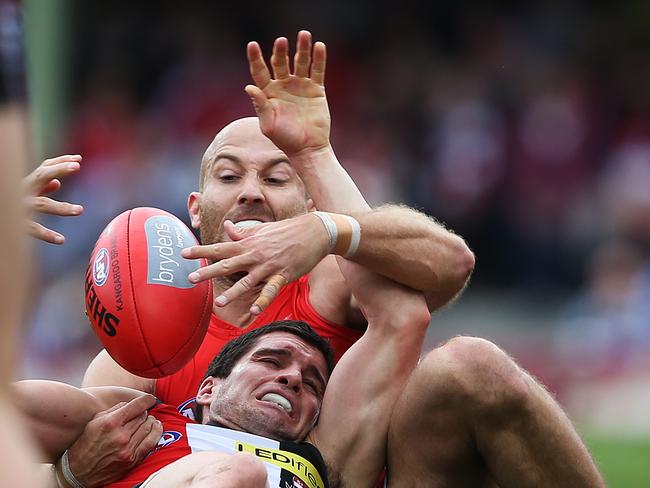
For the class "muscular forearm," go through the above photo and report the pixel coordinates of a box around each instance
[289,144,371,214]
[351,205,474,309]
[290,148,474,309]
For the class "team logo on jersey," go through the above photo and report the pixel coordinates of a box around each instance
[93,248,110,287]
[178,398,197,420]
[157,431,182,449]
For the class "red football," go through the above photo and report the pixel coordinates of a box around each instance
[85,207,212,378]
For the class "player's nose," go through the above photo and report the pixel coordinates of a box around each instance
[237,175,265,205]
[276,368,302,392]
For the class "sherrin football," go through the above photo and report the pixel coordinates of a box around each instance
[85,207,212,378]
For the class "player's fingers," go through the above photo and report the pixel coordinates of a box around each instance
[24,161,80,194]
[311,41,327,86]
[41,154,82,167]
[29,196,84,217]
[246,41,271,88]
[244,84,271,119]
[128,415,161,452]
[120,409,150,437]
[181,241,241,261]
[188,254,253,285]
[293,30,312,78]
[222,219,263,242]
[214,271,265,307]
[251,274,289,315]
[111,394,157,425]
[133,417,163,460]
[270,37,290,80]
[40,179,61,195]
[25,220,64,244]
[95,401,129,417]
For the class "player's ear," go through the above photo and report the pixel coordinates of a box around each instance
[306,197,315,212]
[188,192,201,229]
[196,376,219,407]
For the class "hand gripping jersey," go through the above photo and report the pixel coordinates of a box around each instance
[105,403,329,488]
[155,275,362,416]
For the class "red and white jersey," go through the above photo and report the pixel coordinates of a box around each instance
[155,275,362,415]
[105,403,329,488]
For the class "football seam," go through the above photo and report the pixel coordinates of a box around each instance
[163,263,212,373]
[127,209,159,375]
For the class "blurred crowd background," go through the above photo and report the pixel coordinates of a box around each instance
[7,0,650,481]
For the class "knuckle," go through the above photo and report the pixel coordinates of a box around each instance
[34,166,46,179]
[116,448,134,463]
[114,433,130,447]
[99,418,119,432]
[239,275,253,291]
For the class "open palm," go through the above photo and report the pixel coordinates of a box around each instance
[245,31,331,156]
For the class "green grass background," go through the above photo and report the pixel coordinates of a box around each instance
[585,434,650,487]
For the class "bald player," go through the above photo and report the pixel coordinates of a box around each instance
[66,31,602,487]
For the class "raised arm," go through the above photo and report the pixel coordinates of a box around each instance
[245,31,474,308]
[310,257,430,486]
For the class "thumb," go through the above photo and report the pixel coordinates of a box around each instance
[223,220,248,241]
[244,84,270,117]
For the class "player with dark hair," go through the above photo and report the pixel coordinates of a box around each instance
[16,245,431,487]
[65,31,603,487]
[64,30,474,487]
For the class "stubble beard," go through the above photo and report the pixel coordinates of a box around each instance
[198,198,310,288]
[209,382,296,442]
[198,205,241,288]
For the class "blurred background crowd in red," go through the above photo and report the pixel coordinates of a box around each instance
[8,1,650,438]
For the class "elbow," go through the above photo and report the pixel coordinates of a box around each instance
[444,234,475,286]
[455,237,475,283]
[392,299,432,335]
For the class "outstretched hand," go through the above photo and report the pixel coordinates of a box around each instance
[24,154,83,244]
[245,30,331,157]
[182,213,329,315]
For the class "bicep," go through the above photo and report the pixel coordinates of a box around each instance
[82,349,155,393]
[311,328,423,483]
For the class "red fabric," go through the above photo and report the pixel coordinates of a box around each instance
[155,275,362,409]
[105,404,191,487]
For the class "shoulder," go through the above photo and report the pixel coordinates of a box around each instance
[82,349,156,393]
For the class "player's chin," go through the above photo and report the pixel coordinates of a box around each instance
[256,414,300,442]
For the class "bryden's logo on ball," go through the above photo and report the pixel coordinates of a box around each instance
[93,248,110,286]
[144,215,200,289]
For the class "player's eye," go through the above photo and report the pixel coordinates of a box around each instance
[219,174,239,182]
[260,357,280,366]
[264,176,287,185]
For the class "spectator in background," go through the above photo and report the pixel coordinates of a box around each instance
[557,239,650,378]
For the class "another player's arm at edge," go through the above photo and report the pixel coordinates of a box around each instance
[11,380,154,461]
[308,258,430,487]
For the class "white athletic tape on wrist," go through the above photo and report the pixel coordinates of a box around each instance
[312,211,338,253]
[61,450,86,488]
[312,211,361,258]
[342,214,361,258]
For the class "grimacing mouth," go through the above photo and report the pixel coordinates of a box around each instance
[258,391,294,415]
